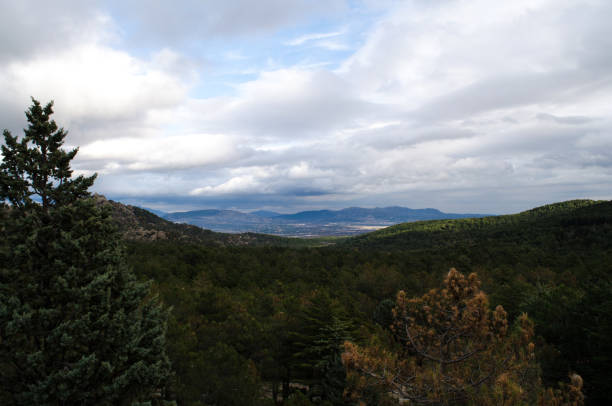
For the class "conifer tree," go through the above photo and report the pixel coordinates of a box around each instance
[289,292,352,404]
[0,99,172,405]
[343,268,584,405]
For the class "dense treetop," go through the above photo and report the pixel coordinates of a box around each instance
[124,197,611,405]
[0,99,172,405]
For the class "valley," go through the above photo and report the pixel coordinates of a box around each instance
[157,206,492,237]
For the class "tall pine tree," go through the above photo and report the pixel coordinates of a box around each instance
[0,99,172,405]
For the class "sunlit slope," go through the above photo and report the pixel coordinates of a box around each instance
[99,195,298,247]
[345,199,612,250]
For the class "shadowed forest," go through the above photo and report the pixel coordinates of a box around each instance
[127,199,612,405]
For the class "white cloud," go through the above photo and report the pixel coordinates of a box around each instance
[285,31,343,46]
[189,166,275,196]
[288,162,333,179]
[1,0,611,212]
[0,44,189,143]
[194,68,379,139]
[0,1,117,62]
[190,175,260,196]
[79,133,238,172]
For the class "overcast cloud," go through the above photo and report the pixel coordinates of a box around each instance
[1,0,611,213]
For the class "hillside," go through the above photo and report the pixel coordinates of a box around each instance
[345,199,612,250]
[125,198,612,405]
[107,196,612,251]
[96,195,297,247]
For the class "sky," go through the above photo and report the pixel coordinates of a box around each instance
[1,0,611,214]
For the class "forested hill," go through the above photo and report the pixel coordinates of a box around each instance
[105,195,612,250]
[344,199,612,250]
[123,198,612,405]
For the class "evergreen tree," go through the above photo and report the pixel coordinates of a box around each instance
[0,99,172,405]
[343,269,584,405]
[289,292,352,405]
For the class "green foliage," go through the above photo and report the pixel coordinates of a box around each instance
[124,197,611,405]
[522,280,612,405]
[285,391,315,406]
[198,343,262,406]
[287,292,353,404]
[373,299,395,330]
[346,199,610,252]
[0,99,171,405]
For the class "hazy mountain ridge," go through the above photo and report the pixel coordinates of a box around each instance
[105,196,611,246]
[96,195,291,247]
[160,205,492,236]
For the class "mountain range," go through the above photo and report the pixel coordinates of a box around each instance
[98,195,289,247]
[103,195,611,251]
[159,206,491,236]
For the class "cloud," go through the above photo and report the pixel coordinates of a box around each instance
[189,163,337,197]
[536,113,595,125]
[0,1,116,62]
[78,133,239,172]
[413,71,611,123]
[0,44,190,143]
[341,0,612,107]
[190,175,260,196]
[1,0,611,213]
[285,31,343,46]
[106,0,348,46]
[200,68,381,139]
[288,161,333,179]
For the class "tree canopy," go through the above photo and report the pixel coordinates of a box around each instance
[343,268,584,405]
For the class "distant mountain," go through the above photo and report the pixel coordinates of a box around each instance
[140,207,168,217]
[164,209,274,233]
[95,195,291,247]
[104,196,612,246]
[250,210,282,218]
[161,206,492,236]
[275,206,488,223]
[165,209,260,222]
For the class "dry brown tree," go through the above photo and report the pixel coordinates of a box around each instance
[343,268,583,405]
